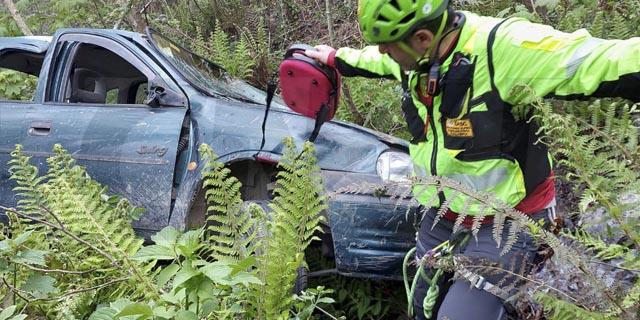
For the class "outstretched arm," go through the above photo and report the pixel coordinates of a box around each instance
[305,45,402,80]
[490,18,640,104]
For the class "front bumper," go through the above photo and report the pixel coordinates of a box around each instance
[322,171,420,280]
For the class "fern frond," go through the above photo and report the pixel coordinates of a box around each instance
[198,144,258,263]
[535,292,618,320]
[257,138,327,319]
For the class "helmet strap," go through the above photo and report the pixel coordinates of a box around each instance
[396,41,423,62]
[395,9,450,66]
[417,9,449,68]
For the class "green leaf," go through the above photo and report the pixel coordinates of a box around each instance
[132,245,176,261]
[88,307,118,320]
[231,256,257,275]
[110,298,134,311]
[116,304,153,317]
[151,227,180,247]
[176,229,202,258]
[174,311,198,320]
[534,0,559,9]
[200,262,232,283]
[152,306,176,319]
[0,259,9,275]
[0,240,9,252]
[21,275,56,295]
[227,271,262,286]
[0,306,17,320]
[12,230,33,246]
[160,287,186,305]
[317,297,335,304]
[172,263,200,289]
[13,249,47,266]
[157,263,180,288]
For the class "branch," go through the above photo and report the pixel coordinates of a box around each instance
[324,0,335,47]
[0,205,119,267]
[18,263,101,275]
[1,277,31,303]
[462,263,581,306]
[2,0,33,36]
[91,0,108,28]
[32,278,128,302]
[113,0,136,29]
[2,276,129,303]
[573,116,639,169]
[341,83,365,125]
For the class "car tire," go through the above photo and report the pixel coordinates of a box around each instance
[294,266,309,294]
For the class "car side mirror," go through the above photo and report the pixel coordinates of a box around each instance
[145,83,187,108]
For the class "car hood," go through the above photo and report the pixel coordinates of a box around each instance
[331,119,409,150]
[190,95,407,174]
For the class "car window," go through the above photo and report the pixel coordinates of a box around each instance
[106,88,119,104]
[57,42,149,105]
[0,50,44,101]
[147,29,267,106]
[134,82,148,104]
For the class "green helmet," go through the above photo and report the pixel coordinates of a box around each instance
[358,0,450,43]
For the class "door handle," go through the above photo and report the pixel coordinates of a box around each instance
[28,121,52,136]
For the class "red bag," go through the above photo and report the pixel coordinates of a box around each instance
[278,44,341,122]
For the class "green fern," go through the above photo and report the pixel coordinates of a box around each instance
[7,145,47,220]
[211,20,231,72]
[257,137,327,319]
[5,144,158,317]
[232,33,255,80]
[198,144,260,262]
[535,292,618,320]
[564,229,637,267]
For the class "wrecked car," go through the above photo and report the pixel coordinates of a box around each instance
[0,29,418,280]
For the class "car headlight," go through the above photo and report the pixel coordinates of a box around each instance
[376,151,413,182]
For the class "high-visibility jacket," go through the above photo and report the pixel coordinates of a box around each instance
[333,11,640,215]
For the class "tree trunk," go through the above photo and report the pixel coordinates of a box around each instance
[3,0,33,36]
[113,0,136,29]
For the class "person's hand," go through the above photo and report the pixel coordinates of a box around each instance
[304,45,336,65]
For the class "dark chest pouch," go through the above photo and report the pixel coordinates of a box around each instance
[439,52,514,161]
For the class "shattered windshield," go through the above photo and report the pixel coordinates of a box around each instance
[147,28,284,107]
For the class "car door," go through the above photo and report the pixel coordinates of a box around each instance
[0,38,50,219]
[15,32,188,234]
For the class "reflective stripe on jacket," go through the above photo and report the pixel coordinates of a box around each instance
[334,11,640,215]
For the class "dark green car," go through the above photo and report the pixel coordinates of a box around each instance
[0,28,418,280]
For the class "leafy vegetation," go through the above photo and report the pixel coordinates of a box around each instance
[1,0,639,318]
[0,140,331,319]
[0,70,37,101]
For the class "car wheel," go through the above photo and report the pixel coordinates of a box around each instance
[294,266,309,294]
[186,160,275,229]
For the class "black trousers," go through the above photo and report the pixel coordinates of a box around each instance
[413,208,550,320]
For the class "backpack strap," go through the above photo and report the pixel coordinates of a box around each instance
[401,72,428,144]
[486,18,510,97]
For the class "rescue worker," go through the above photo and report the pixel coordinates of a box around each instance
[304,0,640,319]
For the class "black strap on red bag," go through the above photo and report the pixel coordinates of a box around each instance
[255,44,341,158]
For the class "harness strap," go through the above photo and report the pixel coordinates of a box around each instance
[309,103,330,142]
[254,72,279,158]
[487,18,510,94]
[454,256,518,313]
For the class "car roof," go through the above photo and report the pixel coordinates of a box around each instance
[0,36,52,53]
[0,29,150,54]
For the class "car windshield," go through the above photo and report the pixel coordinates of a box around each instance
[146,28,285,107]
